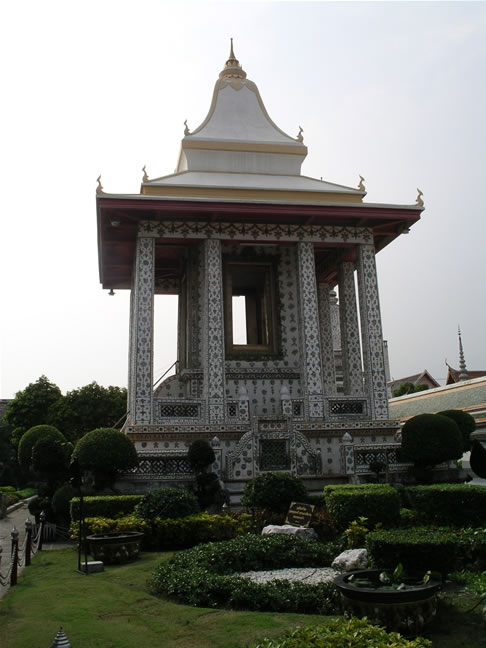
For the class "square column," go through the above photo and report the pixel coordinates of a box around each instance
[297,242,324,418]
[128,236,155,424]
[318,282,337,396]
[357,244,389,419]
[203,239,226,422]
[338,261,363,395]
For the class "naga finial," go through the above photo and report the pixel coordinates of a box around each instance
[96,175,104,195]
[184,119,190,136]
[142,165,148,182]
[296,126,304,142]
[358,175,366,192]
[416,188,424,207]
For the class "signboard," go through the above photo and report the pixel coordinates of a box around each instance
[285,501,315,528]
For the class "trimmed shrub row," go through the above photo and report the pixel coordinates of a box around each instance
[324,484,400,530]
[403,484,486,527]
[149,534,339,613]
[366,526,486,575]
[70,495,143,520]
[70,511,257,550]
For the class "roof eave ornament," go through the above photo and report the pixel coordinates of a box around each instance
[96,175,104,195]
[416,188,424,207]
[358,175,366,192]
[219,38,247,80]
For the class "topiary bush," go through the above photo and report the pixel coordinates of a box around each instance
[187,439,215,473]
[250,617,431,648]
[400,414,462,481]
[149,534,339,613]
[71,428,138,489]
[324,484,400,530]
[18,425,69,469]
[241,472,308,515]
[134,487,199,522]
[438,409,476,452]
[51,483,77,524]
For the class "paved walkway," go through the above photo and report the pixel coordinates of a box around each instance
[0,501,35,600]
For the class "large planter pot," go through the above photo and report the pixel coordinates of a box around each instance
[334,569,441,636]
[86,532,144,565]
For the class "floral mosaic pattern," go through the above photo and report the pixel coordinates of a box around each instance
[357,244,389,420]
[318,283,337,397]
[130,236,154,424]
[338,261,363,396]
[297,242,324,418]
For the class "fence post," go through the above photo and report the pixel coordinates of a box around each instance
[25,519,32,567]
[10,527,19,587]
[39,510,45,552]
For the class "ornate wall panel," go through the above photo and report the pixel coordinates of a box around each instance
[357,244,389,419]
[203,239,226,422]
[338,261,363,396]
[318,282,337,397]
[297,242,324,418]
[129,236,155,424]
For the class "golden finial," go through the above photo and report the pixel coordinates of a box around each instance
[96,175,104,195]
[296,126,304,142]
[184,119,190,136]
[220,37,246,79]
[142,165,148,182]
[358,175,366,192]
[416,188,424,207]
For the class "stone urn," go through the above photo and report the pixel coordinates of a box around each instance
[86,531,144,565]
[334,569,441,636]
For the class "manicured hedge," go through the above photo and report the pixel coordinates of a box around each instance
[404,484,486,527]
[149,534,339,614]
[70,511,257,550]
[324,484,400,530]
[366,526,486,576]
[250,617,431,648]
[70,495,143,521]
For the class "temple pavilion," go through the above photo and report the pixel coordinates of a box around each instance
[96,43,424,497]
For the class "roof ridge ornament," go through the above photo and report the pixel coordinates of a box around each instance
[184,119,190,136]
[96,175,104,195]
[219,38,247,80]
[358,175,366,192]
[142,165,148,182]
[296,126,304,142]
[416,188,424,207]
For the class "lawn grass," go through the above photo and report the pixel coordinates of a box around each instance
[0,548,484,648]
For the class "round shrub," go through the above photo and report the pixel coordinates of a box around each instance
[187,439,215,473]
[401,414,463,469]
[241,472,308,515]
[135,487,199,522]
[51,482,77,523]
[149,533,339,613]
[72,428,138,488]
[438,409,476,452]
[18,425,68,469]
[250,617,431,648]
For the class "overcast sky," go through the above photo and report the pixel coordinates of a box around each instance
[1,1,485,399]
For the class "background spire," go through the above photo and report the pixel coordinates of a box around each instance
[458,325,468,381]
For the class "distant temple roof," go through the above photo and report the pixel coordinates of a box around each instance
[446,366,486,385]
[388,370,440,394]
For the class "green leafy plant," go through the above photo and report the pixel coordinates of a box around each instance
[134,487,199,522]
[242,472,308,515]
[250,616,431,647]
[344,516,370,548]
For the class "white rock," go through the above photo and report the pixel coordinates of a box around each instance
[262,524,318,540]
[331,548,368,571]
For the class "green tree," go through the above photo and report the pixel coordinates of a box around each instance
[72,428,138,490]
[438,409,476,452]
[392,382,429,398]
[0,421,20,486]
[401,413,463,483]
[4,376,62,436]
[48,382,127,442]
[31,437,72,489]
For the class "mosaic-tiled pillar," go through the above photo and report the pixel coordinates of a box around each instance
[297,242,324,418]
[317,283,337,397]
[203,239,225,423]
[357,244,389,419]
[128,236,155,424]
[338,261,363,395]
